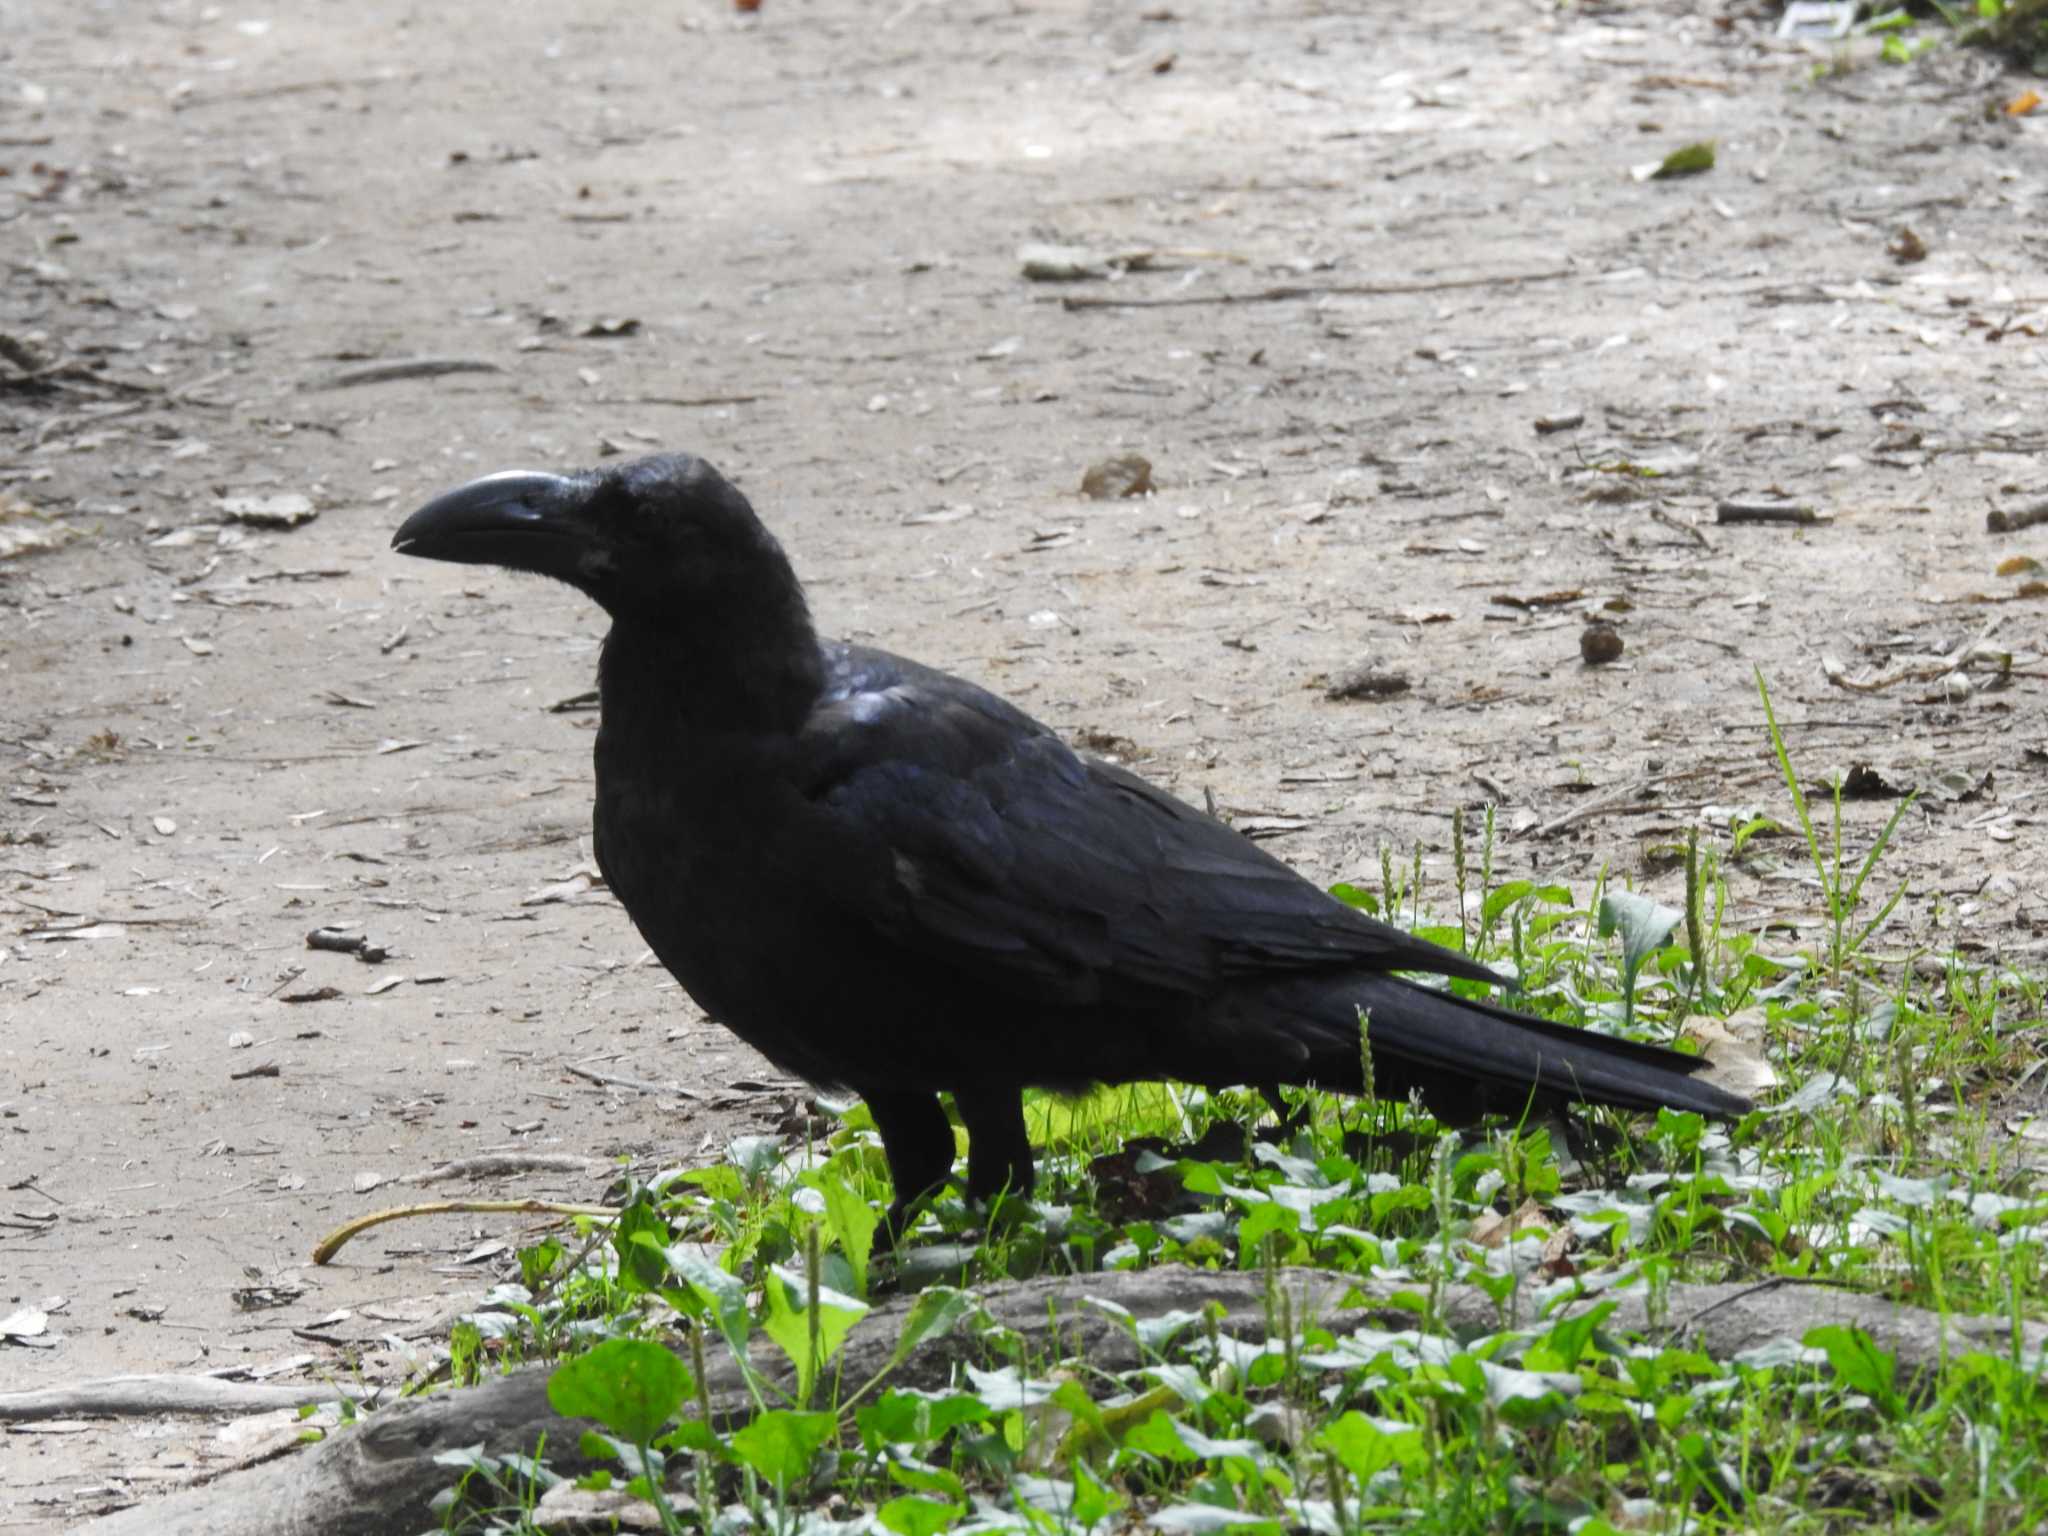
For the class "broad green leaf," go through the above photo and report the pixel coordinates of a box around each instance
[1804,1325,1903,1416]
[760,1266,868,1401]
[1598,890,1683,971]
[547,1338,691,1447]
[1124,1409,1198,1462]
[1178,1161,1227,1198]
[1412,923,1463,952]
[1481,879,1569,927]
[677,1164,746,1203]
[1537,1300,1615,1372]
[1328,882,1380,915]
[859,1391,925,1450]
[877,1495,964,1536]
[1050,1379,1105,1440]
[814,1166,879,1297]
[858,1388,986,1452]
[656,1418,728,1459]
[1233,1201,1299,1267]
[1599,889,1683,1027]
[885,1286,976,1372]
[518,1236,563,1291]
[611,1195,670,1296]
[1071,1461,1123,1525]
[925,1393,991,1439]
[888,1455,968,1501]
[727,1407,834,1490]
[1318,1410,1422,1481]
[963,1362,1055,1410]
[664,1246,753,1361]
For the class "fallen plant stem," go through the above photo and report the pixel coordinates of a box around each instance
[305,357,503,390]
[312,1198,616,1264]
[1058,268,1574,311]
[1716,499,1828,525]
[1533,776,1661,838]
[399,1152,606,1185]
[1986,499,2048,533]
[0,1374,365,1423]
[592,394,765,409]
[564,1061,687,1095]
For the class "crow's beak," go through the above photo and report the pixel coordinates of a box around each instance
[392,470,588,572]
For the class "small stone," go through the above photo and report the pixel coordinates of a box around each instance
[1080,454,1153,499]
[1325,666,1411,701]
[1580,623,1625,666]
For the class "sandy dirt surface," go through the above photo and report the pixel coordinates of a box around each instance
[2,0,2044,1524]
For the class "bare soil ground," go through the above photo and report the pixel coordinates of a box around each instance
[2,0,2044,1524]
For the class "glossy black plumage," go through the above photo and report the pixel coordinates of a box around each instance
[394,454,1749,1224]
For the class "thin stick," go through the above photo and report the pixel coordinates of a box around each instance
[1058,268,1574,312]
[1533,777,1660,839]
[0,1374,361,1423]
[563,1061,687,1095]
[399,1153,604,1186]
[312,1197,615,1265]
[1716,499,1829,526]
[593,394,763,409]
[306,357,503,391]
[1987,499,2048,533]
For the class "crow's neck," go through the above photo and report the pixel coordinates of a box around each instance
[600,587,825,738]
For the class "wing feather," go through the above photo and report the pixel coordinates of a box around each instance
[791,646,1498,1008]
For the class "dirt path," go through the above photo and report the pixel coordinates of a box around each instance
[2,0,2043,1523]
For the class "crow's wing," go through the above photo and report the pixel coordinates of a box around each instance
[789,646,1498,1009]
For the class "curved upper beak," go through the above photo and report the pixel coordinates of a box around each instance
[391,470,588,571]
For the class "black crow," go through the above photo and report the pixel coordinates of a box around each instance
[394,454,1749,1226]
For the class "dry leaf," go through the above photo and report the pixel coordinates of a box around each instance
[1469,1197,1550,1248]
[1684,1009,1780,1099]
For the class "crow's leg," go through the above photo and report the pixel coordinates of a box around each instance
[953,1085,1035,1205]
[865,1091,956,1236]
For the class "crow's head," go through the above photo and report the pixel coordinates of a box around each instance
[393,453,799,624]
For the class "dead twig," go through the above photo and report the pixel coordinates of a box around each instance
[1533,777,1665,838]
[1715,498,1829,526]
[311,1197,618,1265]
[171,72,414,110]
[1987,499,2048,534]
[1650,505,1711,547]
[399,1153,606,1186]
[1822,617,2006,693]
[1471,771,1513,803]
[1058,268,1574,312]
[0,1373,365,1423]
[562,1061,691,1096]
[304,357,504,391]
[592,394,764,409]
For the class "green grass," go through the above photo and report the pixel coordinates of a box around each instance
[403,687,2048,1536]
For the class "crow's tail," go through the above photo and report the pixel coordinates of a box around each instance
[1212,971,1750,1121]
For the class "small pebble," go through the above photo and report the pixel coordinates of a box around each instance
[1325,666,1411,701]
[1580,623,1624,666]
[1080,454,1153,499]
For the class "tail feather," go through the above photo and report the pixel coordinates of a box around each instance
[1216,971,1750,1120]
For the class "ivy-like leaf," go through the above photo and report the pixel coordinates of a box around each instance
[547,1338,691,1447]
